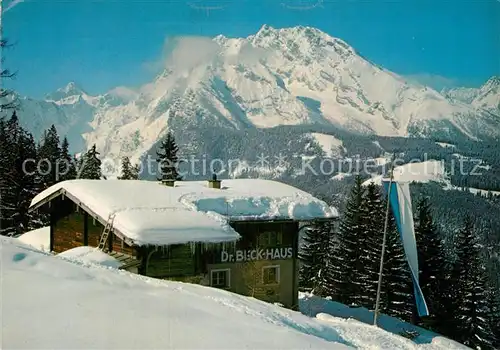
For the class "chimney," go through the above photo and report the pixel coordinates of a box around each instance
[161,179,175,187]
[208,173,221,189]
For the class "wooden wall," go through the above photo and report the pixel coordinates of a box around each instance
[51,199,136,256]
[52,211,86,253]
[143,221,300,308]
[146,245,196,278]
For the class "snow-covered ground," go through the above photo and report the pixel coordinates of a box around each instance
[435,142,456,149]
[1,236,467,349]
[299,293,466,349]
[58,246,123,268]
[363,160,449,186]
[309,133,345,157]
[16,226,50,252]
[362,160,500,197]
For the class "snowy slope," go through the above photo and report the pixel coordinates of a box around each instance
[2,237,467,349]
[362,160,449,186]
[308,132,346,157]
[299,293,467,350]
[12,26,500,165]
[361,160,500,198]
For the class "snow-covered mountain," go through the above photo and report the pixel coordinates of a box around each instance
[10,25,500,168]
[442,76,500,113]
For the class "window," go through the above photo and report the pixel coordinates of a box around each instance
[211,269,230,288]
[262,265,280,285]
[258,232,283,246]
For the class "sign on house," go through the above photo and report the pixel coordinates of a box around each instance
[221,247,293,263]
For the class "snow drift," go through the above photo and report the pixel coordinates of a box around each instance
[2,236,467,349]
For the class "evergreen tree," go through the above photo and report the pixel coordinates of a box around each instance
[298,221,334,297]
[58,137,77,181]
[118,156,140,180]
[450,216,495,349]
[78,144,102,179]
[156,131,181,181]
[326,175,366,306]
[16,131,45,233]
[0,112,43,236]
[357,182,386,310]
[0,38,17,110]
[381,216,414,323]
[413,196,452,332]
[38,124,61,187]
[487,282,500,348]
[0,115,16,235]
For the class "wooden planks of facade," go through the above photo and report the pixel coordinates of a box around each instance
[146,245,197,278]
[51,198,137,257]
[52,211,85,253]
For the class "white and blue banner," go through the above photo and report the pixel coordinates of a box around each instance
[382,180,429,317]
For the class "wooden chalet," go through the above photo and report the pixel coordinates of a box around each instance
[29,177,337,309]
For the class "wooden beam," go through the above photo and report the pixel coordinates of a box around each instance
[83,212,89,246]
[49,212,55,252]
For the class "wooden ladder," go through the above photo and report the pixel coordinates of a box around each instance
[97,213,116,251]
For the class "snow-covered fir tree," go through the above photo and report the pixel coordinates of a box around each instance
[78,144,102,179]
[0,112,44,236]
[298,221,334,297]
[326,175,366,306]
[37,124,61,187]
[487,281,500,348]
[58,137,77,181]
[381,214,414,323]
[0,39,17,110]
[450,216,496,349]
[156,131,182,181]
[357,182,386,310]
[118,156,140,180]
[413,196,452,332]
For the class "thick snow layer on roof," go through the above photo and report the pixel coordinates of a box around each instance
[58,246,123,269]
[17,226,50,252]
[2,237,467,349]
[30,179,337,245]
[177,179,339,221]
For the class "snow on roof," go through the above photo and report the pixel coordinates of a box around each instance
[30,179,337,246]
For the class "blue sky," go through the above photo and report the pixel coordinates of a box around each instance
[3,0,499,98]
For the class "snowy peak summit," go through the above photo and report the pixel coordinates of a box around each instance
[248,24,356,57]
[444,76,500,112]
[46,82,87,102]
[480,76,500,94]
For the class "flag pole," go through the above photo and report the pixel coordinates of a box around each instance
[373,153,396,326]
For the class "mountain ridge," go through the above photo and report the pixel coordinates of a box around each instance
[6,25,500,170]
